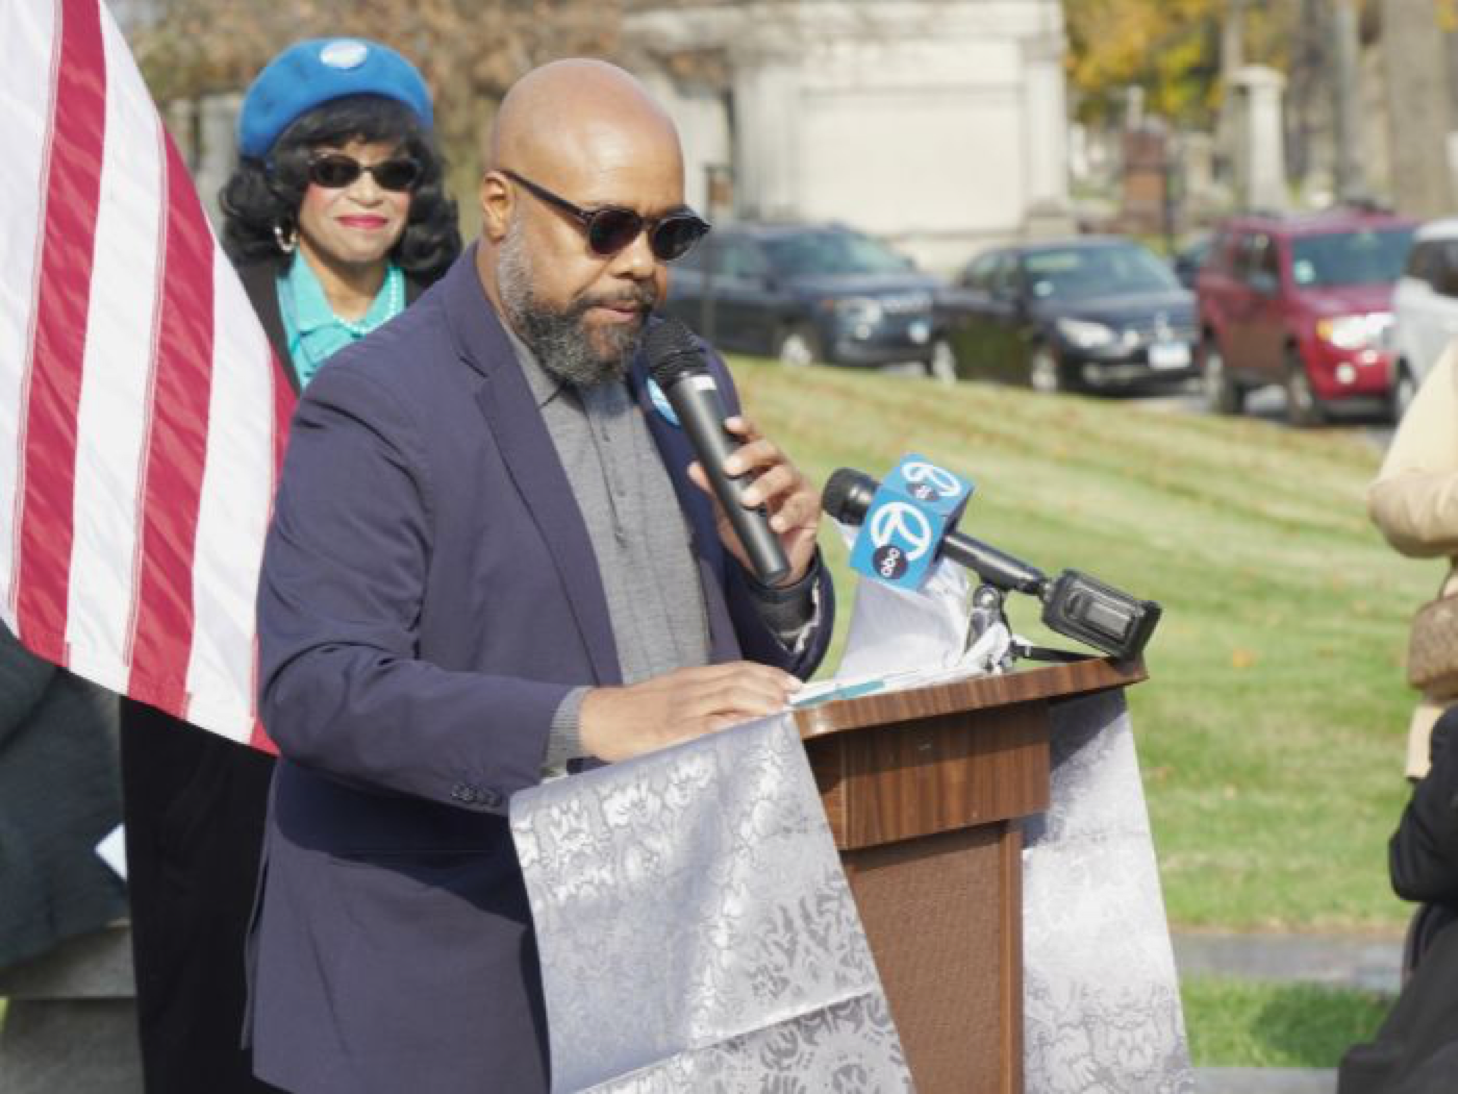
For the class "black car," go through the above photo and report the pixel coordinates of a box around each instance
[938,237,1199,393]
[660,222,955,379]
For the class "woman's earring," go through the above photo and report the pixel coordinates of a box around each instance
[273,222,297,254]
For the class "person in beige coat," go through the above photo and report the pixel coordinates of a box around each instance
[1369,342,1458,778]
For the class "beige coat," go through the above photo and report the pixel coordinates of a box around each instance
[1369,342,1458,777]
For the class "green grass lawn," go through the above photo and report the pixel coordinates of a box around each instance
[732,359,1429,932]
[1182,976,1391,1067]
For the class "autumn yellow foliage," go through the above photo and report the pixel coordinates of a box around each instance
[1064,0,1302,125]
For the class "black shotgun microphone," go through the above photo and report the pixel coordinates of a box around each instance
[645,319,791,586]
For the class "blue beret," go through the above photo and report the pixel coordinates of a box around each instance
[237,38,434,159]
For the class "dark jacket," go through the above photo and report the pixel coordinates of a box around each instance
[248,250,834,1093]
[1339,710,1458,1092]
[1391,711,1458,908]
[0,625,125,969]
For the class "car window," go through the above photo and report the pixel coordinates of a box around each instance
[1021,243,1179,301]
[1257,237,1280,278]
[1405,240,1437,285]
[1434,243,1458,297]
[1175,236,1211,273]
[960,252,1001,291]
[1231,234,1254,279]
[1289,226,1416,287]
[988,253,1020,299]
[1209,230,1242,275]
[720,239,770,281]
[763,230,912,277]
[1235,233,1279,286]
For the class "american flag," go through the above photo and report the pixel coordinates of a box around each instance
[1,0,294,750]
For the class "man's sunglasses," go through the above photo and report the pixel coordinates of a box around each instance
[501,169,710,263]
[307,154,423,193]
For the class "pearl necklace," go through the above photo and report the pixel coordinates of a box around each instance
[334,267,404,336]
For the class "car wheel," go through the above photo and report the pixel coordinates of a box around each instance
[776,325,820,368]
[1028,344,1062,393]
[925,339,958,384]
[1388,360,1417,424]
[1201,334,1243,414]
[1283,347,1324,427]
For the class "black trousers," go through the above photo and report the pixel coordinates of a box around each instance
[120,700,276,1093]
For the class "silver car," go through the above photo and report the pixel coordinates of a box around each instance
[1392,218,1458,417]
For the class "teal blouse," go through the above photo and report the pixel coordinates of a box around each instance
[276,255,406,387]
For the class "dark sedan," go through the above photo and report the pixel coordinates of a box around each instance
[660,222,954,379]
[938,237,1199,393]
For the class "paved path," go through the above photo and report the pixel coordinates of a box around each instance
[1195,1065,1337,1093]
[1172,930,1403,995]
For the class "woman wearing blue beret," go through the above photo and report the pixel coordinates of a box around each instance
[119,37,460,1091]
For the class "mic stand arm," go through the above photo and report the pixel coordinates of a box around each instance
[967,583,1018,673]
[968,581,1089,668]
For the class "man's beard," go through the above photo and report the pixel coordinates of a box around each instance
[497,220,655,387]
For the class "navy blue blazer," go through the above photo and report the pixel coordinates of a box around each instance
[248,249,833,1093]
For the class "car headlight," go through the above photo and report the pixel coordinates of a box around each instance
[1315,312,1393,351]
[1055,317,1118,350]
[834,296,885,325]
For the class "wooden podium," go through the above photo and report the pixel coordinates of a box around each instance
[793,657,1147,1094]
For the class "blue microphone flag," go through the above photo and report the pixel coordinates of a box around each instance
[847,455,973,591]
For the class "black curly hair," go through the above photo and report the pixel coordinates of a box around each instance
[219,94,461,285]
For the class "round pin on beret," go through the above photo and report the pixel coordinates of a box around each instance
[237,37,434,159]
[319,39,369,69]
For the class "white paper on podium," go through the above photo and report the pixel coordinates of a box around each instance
[834,522,974,679]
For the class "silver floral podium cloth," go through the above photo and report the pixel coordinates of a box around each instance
[509,713,912,1094]
[839,558,1192,1092]
[1023,689,1194,1094]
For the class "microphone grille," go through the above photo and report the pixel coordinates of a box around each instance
[822,468,877,525]
[644,317,706,386]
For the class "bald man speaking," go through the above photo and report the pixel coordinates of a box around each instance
[246,60,834,1092]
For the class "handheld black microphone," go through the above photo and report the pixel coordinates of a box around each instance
[822,467,1161,659]
[645,319,791,586]
[822,468,1047,594]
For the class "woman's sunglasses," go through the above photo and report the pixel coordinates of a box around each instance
[501,169,710,263]
[307,154,423,193]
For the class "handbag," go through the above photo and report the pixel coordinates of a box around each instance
[1408,584,1458,697]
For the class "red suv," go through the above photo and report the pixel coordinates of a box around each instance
[1196,208,1416,424]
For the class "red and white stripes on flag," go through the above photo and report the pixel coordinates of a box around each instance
[1,0,294,750]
